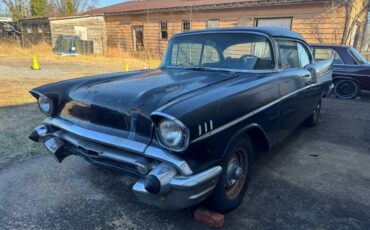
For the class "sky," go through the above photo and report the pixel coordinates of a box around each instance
[97,0,127,7]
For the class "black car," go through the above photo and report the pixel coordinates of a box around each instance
[311,44,370,99]
[29,28,332,213]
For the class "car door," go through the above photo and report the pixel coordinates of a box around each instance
[276,40,318,140]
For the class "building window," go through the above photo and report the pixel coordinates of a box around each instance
[182,20,191,31]
[160,21,168,39]
[255,17,292,30]
[207,19,219,29]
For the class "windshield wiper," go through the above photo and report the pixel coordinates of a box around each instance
[162,65,238,76]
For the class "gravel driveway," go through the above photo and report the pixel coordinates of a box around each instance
[0,97,369,229]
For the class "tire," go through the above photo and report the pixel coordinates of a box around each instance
[205,136,253,214]
[304,100,321,127]
[334,79,360,99]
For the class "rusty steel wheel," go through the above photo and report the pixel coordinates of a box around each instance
[205,136,253,214]
[224,148,248,200]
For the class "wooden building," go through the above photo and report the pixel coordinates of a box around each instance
[20,17,52,46]
[81,0,369,56]
[49,15,106,54]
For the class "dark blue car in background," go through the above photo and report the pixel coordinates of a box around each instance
[311,44,370,99]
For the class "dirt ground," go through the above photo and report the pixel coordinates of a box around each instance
[0,58,369,229]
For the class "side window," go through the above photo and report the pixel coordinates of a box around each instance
[223,41,273,70]
[278,41,310,69]
[277,41,300,69]
[297,43,311,67]
[313,48,343,64]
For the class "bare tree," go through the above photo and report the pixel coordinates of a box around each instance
[1,0,28,21]
[307,0,369,46]
[50,0,98,16]
[337,0,369,44]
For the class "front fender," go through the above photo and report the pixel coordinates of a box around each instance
[222,123,270,160]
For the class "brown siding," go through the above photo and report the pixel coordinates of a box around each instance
[104,2,355,55]
[50,16,106,54]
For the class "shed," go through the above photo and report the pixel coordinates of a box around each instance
[49,15,106,54]
[20,17,51,46]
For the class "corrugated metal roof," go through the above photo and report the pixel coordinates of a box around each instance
[84,0,325,15]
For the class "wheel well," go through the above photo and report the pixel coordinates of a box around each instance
[245,127,270,154]
[333,77,359,85]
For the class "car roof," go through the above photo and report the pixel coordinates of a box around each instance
[310,44,350,49]
[174,27,306,42]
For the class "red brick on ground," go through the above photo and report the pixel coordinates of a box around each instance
[194,207,224,228]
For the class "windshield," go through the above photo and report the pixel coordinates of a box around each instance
[348,47,367,64]
[161,33,274,71]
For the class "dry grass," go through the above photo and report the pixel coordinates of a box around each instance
[0,41,161,69]
[0,41,161,107]
[0,77,60,106]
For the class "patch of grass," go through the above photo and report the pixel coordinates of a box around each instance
[0,103,45,169]
[0,42,161,107]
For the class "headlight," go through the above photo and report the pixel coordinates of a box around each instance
[157,118,190,151]
[38,96,53,115]
[158,119,183,147]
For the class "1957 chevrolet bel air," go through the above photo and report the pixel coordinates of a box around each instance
[29,28,332,213]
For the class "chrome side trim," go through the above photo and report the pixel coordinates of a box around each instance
[191,83,321,143]
[334,72,370,78]
[44,117,147,154]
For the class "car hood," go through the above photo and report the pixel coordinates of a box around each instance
[59,68,236,146]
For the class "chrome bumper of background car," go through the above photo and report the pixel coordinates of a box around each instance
[29,122,223,209]
[328,83,335,95]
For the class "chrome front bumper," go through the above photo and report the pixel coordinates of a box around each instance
[29,119,223,210]
[133,166,222,209]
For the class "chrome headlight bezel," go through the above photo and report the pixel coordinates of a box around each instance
[153,113,190,152]
[38,96,54,115]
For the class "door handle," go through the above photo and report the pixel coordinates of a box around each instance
[302,74,311,78]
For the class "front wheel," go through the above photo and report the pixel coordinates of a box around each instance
[205,136,253,214]
[334,79,360,99]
